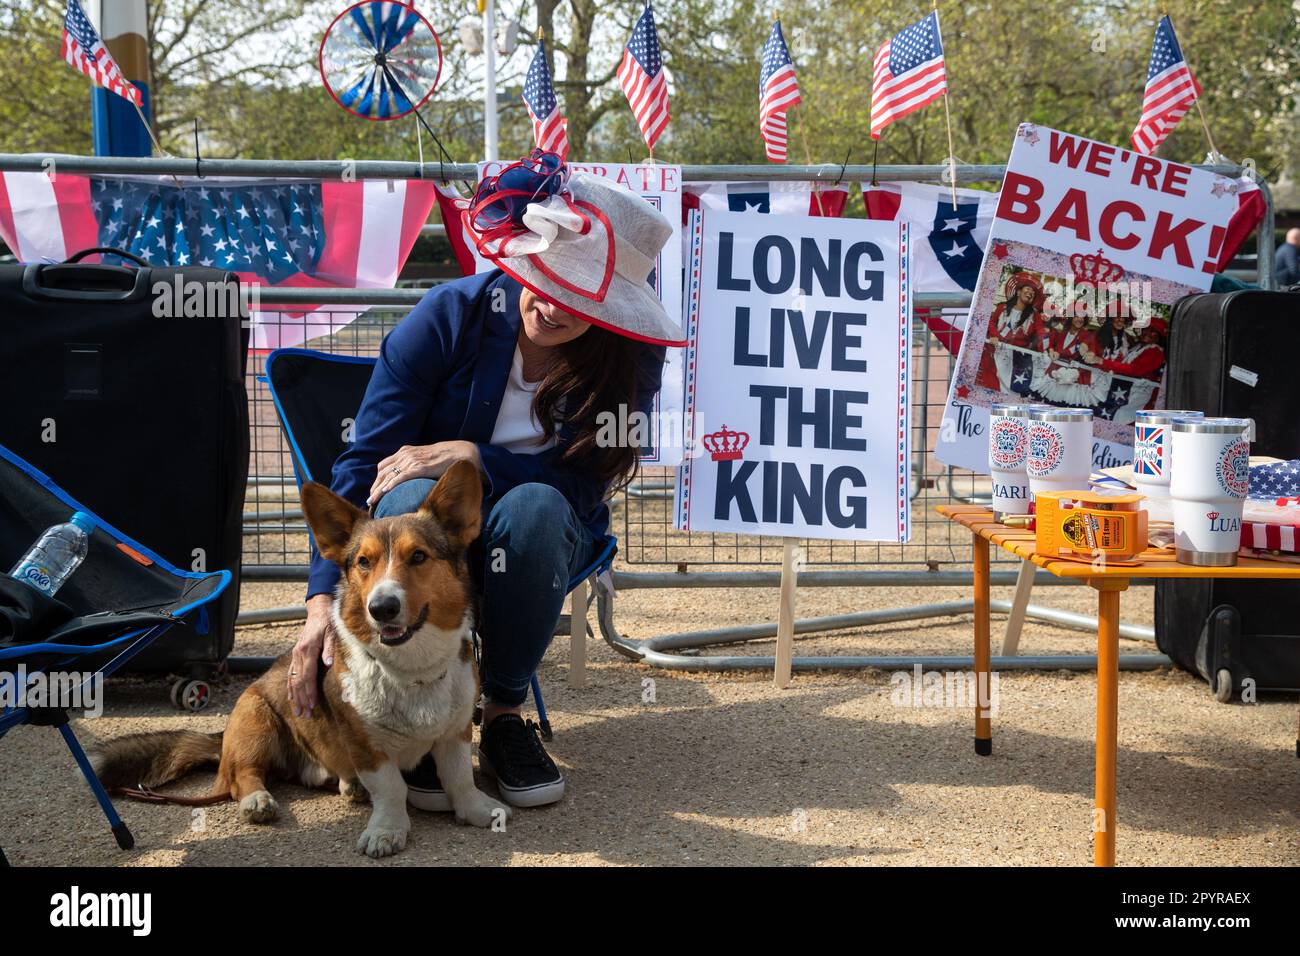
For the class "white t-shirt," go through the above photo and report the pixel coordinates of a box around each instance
[489,346,556,455]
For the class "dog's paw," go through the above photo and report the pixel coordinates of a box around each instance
[454,792,512,829]
[239,790,280,824]
[356,824,408,858]
[340,778,369,804]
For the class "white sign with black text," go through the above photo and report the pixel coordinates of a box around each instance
[675,210,911,541]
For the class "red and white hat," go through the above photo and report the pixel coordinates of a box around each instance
[462,153,684,347]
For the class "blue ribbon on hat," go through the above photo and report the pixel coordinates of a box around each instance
[469,150,567,239]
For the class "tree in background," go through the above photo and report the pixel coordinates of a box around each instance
[781,0,1299,180]
[0,0,1295,184]
[0,0,95,154]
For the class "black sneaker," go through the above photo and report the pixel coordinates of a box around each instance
[478,713,566,807]
[403,753,451,812]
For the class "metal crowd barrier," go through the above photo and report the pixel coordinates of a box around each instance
[1,153,1278,672]
[237,293,1164,673]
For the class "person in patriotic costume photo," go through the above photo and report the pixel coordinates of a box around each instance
[1099,317,1167,382]
[1046,308,1099,367]
[976,273,1044,388]
[988,274,1045,347]
[287,152,684,810]
[1085,313,1132,366]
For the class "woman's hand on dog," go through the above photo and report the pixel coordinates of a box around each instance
[368,441,481,508]
[289,594,337,717]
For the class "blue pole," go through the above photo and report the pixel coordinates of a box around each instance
[87,0,152,157]
[91,84,151,156]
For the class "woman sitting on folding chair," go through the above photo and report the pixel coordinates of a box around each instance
[287,153,684,809]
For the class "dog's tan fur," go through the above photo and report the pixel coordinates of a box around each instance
[93,460,510,857]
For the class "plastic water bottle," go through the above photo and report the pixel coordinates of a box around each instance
[9,512,96,597]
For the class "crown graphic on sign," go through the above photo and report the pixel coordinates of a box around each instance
[1070,248,1125,286]
[703,424,749,461]
[1207,511,1220,521]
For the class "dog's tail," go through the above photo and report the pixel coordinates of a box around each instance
[91,730,225,793]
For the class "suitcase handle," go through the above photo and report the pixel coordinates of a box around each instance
[64,247,150,268]
[21,258,152,302]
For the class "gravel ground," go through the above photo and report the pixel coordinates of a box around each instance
[2,572,1297,867]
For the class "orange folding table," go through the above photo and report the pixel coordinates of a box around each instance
[938,504,1300,867]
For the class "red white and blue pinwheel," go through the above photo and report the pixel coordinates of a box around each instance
[319,1,443,121]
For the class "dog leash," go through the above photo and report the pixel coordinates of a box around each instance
[110,785,231,807]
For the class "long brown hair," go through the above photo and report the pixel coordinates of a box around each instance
[532,325,658,492]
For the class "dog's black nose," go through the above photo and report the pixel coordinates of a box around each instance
[368,595,401,622]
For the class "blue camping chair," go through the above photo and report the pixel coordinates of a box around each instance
[0,443,229,864]
[262,348,617,739]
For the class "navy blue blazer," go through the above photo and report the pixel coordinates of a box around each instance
[306,269,665,599]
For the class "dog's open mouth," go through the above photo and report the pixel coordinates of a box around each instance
[378,604,429,646]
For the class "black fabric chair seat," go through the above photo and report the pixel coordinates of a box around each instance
[0,442,230,862]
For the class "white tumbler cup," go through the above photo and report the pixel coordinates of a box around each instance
[988,403,1034,519]
[1170,418,1252,567]
[1026,408,1094,499]
[1132,409,1204,501]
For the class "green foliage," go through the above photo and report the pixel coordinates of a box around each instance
[0,0,1295,186]
[0,0,94,154]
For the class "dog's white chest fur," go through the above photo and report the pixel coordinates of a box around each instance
[335,614,476,768]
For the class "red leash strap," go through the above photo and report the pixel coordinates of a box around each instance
[111,785,230,807]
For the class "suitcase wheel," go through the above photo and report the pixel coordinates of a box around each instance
[1212,668,1234,704]
[171,678,212,712]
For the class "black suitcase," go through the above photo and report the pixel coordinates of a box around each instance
[0,249,248,689]
[1156,288,1300,700]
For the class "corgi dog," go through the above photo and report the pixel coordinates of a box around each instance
[93,459,511,858]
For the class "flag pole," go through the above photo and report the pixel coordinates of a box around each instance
[129,98,170,158]
[646,1,655,164]
[1166,15,1220,160]
[1191,95,1219,161]
[786,20,824,215]
[934,1,958,209]
[125,95,181,186]
[795,104,824,214]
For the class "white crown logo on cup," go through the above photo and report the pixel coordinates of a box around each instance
[988,403,1037,519]
[1025,407,1093,501]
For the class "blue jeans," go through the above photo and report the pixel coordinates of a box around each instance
[374,478,604,706]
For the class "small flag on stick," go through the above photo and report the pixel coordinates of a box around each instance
[758,20,801,163]
[61,0,142,106]
[869,11,947,141]
[1130,15,1202,155]
[523,37,569,159]
[618,4,671,152]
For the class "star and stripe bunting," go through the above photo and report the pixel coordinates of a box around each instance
[0,171,436,349]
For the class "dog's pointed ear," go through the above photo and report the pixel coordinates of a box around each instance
[419,459,483,550]
[300,482,367,565]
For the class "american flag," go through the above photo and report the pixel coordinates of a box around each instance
[1130,16,1202,154]
[1249,460,1300,500]
[618,4,671,151]
[61,0,142,107]
[869,12,947,141]
[758,21,801,162]
[0,172,436,349]
[523,39,568,159]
